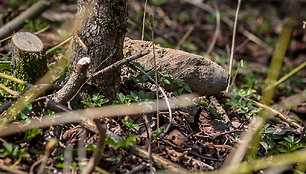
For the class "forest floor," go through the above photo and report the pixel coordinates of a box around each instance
[0,0,305,173]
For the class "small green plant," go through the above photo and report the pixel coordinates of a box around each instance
[207,107,223,120]
[24,18,47,32]
[42,109,55,116]
[86,144,96,152]
[0,79,12,98]
[204,11,225,23]
[241,12,256,22]
[129,10,144,21]
[265,37,277,47]
[175,12,190,22]
[152,127,164,139]
[233,87,260,100]
[16,128,41,143]
[227,87,262,119]
[239,71,265,89]
[291,115,302,124]
[56,66,70,83]
[277,66,303,95]
[105,135,138,149]
[150,0,166,6]
[0,103,33,125]
[278,136,305,153]
[198,98,223,120]
[9,0,38,9]
[0,143,30,158]
[254,18,271,34]
[47,48,63,57]
[155,37,175,48]
[129,62,192,96]
[0,57,12,72]
[113,93,131,104]
[122,117,139,131]
[15,104,33,123]
[210,52,228,65]
[55,150,64,161]
[130,91,154,102]
[111,154,122,163]
[182,43,198,52]
[81,93,109,107]
[113,91,154,104]
[56,162,79,170]
[260,124,282,155]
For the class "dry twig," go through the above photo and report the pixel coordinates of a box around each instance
[226,0,241,92]
[206,2,220,56]
[82,121,107,174]
[141,0,148,41]
[127,162,147,174]
[89,50,150,80]
[0,94,196,137]
[0,0,51,40]
[37,139,58,174]
[0,163,27,174]
[143,115,153,172]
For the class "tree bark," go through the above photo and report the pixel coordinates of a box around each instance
[69,0,127,99]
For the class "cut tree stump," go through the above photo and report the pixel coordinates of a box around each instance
[124,38,229,96]
[11,32,47,84]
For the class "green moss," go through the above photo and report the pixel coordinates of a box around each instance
[14,51,47,83]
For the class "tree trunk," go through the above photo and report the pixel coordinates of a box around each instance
[69,0,127,99]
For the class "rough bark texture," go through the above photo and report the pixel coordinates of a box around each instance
[124,38,229,96]
[11,32,47,84]
[69,0,127,99]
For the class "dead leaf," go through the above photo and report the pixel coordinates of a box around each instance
[166,129,188,147]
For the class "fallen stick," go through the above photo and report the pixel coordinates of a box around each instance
[127,146,188,173]
[0,0,51,40]
[82,121,107,174]
[0,163,27,174]
[52,57,90,104]
[0,94,196,137]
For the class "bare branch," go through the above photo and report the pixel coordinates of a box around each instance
[82,121,106,174]
[206,2,220,56]
[0,163,27,174]
[89,50,150,80]
[0,0,51,40]
[0,94,197,137]
[52,57,90,104]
